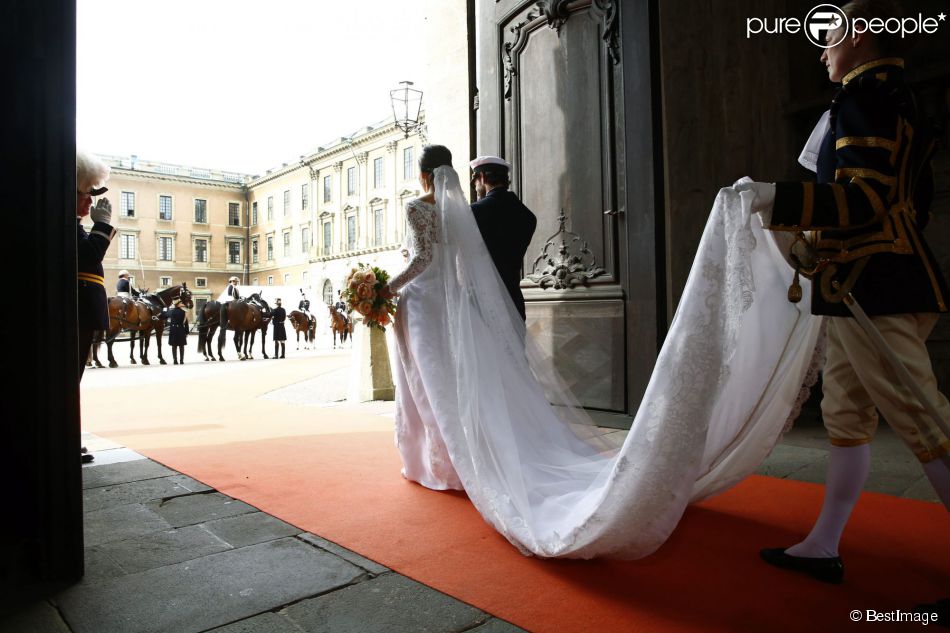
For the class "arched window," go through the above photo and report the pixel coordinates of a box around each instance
[322,279,334,306]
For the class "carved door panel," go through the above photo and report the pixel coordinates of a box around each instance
[477,0,629,414]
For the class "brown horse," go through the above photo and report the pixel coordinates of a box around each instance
[215,293,272,361]
[93,284,193,368]
[329,305,353,349]
[288,310,316,350]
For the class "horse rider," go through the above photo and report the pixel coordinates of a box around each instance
[219,275,241,333]
[116,270,141,299]
[334,291,349,327]
[272,298,287,359]
[298,292,311,316]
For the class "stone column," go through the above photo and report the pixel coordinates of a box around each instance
[347,317,395,401]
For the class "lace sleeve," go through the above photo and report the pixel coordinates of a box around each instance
[390,201,435,292]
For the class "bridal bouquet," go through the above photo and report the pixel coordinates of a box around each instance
[342,264,397,331]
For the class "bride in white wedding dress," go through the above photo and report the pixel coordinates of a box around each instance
[386,145,822,559]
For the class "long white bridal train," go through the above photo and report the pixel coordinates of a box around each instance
[392,168,822,559]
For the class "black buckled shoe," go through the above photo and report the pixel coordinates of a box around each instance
[760,548,844,584]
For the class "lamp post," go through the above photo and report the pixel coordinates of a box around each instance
[390,80,423,139]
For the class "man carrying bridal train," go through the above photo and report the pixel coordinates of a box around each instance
[745,0,949,587]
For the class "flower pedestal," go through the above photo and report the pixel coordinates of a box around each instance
[347,317,395,402]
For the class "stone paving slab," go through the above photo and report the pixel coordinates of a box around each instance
[207,612,306,633]
[297,533,389,576]
[81,447,148,468]
[83,503,173,548]
[82,459,177,490]
[756,444,828,480]
[282,573,487,633]
[468,618,529,633]
[0,600,72,633]
[145,492,257,528]
[201,511,301,549]
[56,538,364,633]
[82,474,212,512]
[95,524,232,575]
[83,546,127,583]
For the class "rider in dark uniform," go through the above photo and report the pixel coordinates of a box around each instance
[219,276,241,335]
[469,156,538,321]
[272,298,287,359]
[334,292,349,327]
[77,151,116,463]
[165,299,189,364]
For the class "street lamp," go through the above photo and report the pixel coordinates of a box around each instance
[390,81,423,139]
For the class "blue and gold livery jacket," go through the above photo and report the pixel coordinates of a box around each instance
[771,58,948,317]
[78,219,117,329]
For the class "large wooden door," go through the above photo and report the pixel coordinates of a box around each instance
[475,0,663,420]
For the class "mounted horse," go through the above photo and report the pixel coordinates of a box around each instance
[329,305,353,349]
[210,293,272,361]
[289,310,316,350]
[92,284,193,368]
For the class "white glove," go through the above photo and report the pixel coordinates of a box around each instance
[748,182,776,212]
[90,198,112,225]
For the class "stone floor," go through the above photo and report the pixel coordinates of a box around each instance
[1,435,525,633]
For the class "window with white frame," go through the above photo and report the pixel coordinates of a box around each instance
[373,157,383,189]
[194,199,207,223]
[403,147,414,180]
[120,191,136,217]
[252,201,258,226]
[301,226,309,253]
[301,183,308,210]
[323,279,333,305]
[267,196,274,221]
[323,175,331,202]
[374,208,383,246]
[159,195,173,220]
[160,276,172,287]
[323,222,332,255]
[252,237,259,264]
[228,241,241,264]
[228,202,241,227]
[283,190,290,216]
[158,236,174,261]
[267,235,274,260]
[267,276,274,286]
[347,167,356,195]
[194,238,208,262]
[347,215,356,251]
[302,271,308,286]
[283,230,291,257]
[283,273,290,285]
[120,234,136,259]
[195,277,207,288]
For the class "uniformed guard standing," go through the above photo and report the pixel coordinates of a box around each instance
[165,299,189,364]
[469,155,538,321]
[272,298,287,359]
[77,151,116,464]
[745,0,950,586]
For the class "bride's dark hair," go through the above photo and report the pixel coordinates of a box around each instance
[418,144,453,174]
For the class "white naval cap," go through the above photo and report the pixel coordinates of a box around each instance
[469,155,512,173]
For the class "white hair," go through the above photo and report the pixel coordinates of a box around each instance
[76,150,110,192]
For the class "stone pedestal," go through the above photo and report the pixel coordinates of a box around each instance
[347,318,395,402]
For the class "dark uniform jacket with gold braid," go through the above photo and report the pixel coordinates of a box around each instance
[771,58,948,317]
[77,219,117,330]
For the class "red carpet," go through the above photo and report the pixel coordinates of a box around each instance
[106,429,949,633]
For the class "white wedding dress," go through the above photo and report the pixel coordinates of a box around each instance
[388,167,822,559]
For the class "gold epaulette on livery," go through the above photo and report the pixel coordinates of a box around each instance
[78,272,105,287]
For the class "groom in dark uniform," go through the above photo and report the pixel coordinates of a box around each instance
[469,156,537,321]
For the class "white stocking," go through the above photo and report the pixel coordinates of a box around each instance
[786,444,871,558]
